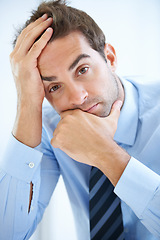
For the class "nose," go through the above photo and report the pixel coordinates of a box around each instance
[68,83,88,106]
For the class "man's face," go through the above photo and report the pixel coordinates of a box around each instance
[38,31,119,117]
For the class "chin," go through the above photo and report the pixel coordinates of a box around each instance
[98,107,111,118]
[92,110,110,118]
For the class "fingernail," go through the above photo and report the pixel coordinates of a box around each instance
[46,27,52,32]
[116,100,123,109]
[47,17,52,21]
[41,13,47,19]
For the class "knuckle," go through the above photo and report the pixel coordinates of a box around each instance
[10,51,18,61]
[12,54,22,65]
[66,114,74,120]
[73,109,80,115]
[24,29,37,44]
[51,138,56,147]
[18,28,28,41]
[54,133,63,147]
[9,52,14,61]
[32,42,39,51]
[24,30,32,40]
[9,53,17,65]
[15,32,22,42]
[64,114,74,123]
[21,27,27,35]
[21,22,33,35]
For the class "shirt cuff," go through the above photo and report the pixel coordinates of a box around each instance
[0,134,43,183]
[114,157,160,218]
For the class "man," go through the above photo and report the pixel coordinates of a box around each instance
[0,0,160,239]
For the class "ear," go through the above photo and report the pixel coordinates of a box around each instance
[104,43,117,72]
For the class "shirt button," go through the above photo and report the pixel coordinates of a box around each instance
[29,162,34,168]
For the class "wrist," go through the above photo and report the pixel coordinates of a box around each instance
[12,103,43,148]
[17,98,43,113]
[96,141,131,186]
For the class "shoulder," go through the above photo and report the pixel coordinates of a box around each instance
[122,75,160,103]
[122,75,160,118]
[122,75,160,91]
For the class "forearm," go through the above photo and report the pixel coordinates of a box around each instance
[1,14,55,239]
[10,15,53,148]
[0,135,43,239]
[51,101,129,186]
[0,172,39,240]
[0,132,60,240]
[12,103,43,148]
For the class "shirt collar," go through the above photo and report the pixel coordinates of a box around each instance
[114,77,139,146]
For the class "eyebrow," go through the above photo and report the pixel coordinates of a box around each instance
[68,53,90,70]
[41,53,90,82]
[41,75,56,82]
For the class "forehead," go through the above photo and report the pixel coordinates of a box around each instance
[38,31,95,72]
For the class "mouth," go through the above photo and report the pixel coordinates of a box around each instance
[83,103,99,113]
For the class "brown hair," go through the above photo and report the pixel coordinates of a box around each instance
[14,0,106,59]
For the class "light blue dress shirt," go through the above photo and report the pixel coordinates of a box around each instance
[0,76,160,240]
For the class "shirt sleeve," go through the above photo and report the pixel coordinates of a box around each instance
[114,157,160,239]
[0,132,60,240]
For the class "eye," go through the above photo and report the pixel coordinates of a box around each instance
[49,84,61,93]
[78,67,89,76]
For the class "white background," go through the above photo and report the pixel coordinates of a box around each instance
[0,0,160,239]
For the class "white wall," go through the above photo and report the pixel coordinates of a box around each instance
[71,0,160,77]
[0,0,39,155]
[0,0,160,239]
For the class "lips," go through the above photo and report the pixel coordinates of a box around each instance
[83,103,99,113]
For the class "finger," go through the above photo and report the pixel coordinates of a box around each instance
[60,110,74,119]
[27,27,53,59]
[60,108,85,119]
[50,137,58,148]
[18,17,53,56]
[107,100,122,123]
[102,100,122,137]
[110,100,122,115]
[14,14,48,51]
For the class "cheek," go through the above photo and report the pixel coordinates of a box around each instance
[45,94,70,113]
[88,77,106,96]
[90,67,109,91]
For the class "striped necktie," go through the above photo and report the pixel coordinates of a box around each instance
[89,167,124,240]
